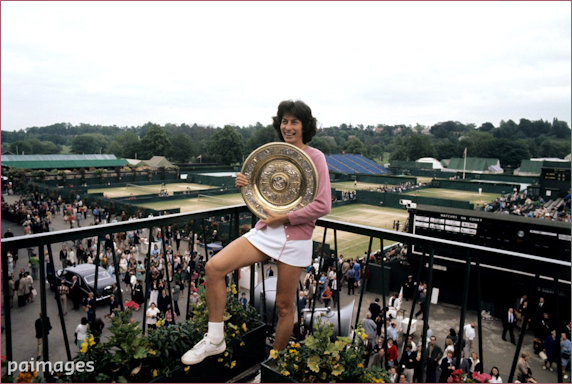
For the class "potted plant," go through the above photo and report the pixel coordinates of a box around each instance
[68,283,265,383]
[261,319,389,383]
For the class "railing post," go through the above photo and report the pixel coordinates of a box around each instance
[93,237,101,320]
[38,244,49,361]
[1,243,13,361]
[141,226,154,333]
[509,273,540,382]
[476,258,484,369]
[401,249,425,358]
[185,229,194,320]
[379,237,388,360]
[160,226,176,324]
[249,214,257,306]
[420,247,435,383]
[554,276,563,383]
[333,229,342,336]
[455,250,472,367]
[231,209,240,297]
[201,219,209,261]
[309,226,328,333]
[353,236,373,341]
[108,233,125,311]
[46,244,72,361]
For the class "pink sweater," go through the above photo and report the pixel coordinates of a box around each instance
[254,145,331,240]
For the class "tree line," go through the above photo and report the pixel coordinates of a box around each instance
[1,118,570,169]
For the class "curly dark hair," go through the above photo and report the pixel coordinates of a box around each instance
[272,100,317,144]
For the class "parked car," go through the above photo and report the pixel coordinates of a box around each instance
[52,264,117,302]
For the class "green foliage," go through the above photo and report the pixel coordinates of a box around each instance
[71,133,110,154]
[67,283,262,382]
[2,117,569,167]
[138,125,172,160]
[207,126,244,165]
[269,319,389,383]
[107,131,141,159]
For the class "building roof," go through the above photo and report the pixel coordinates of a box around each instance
[1,154,128,170]
[141,156,178,169]
[415,157,443,169]
[446,157,501,173]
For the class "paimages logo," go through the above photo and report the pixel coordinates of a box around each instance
[7,358,95,376]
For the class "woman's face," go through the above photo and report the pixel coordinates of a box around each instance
[492,368,499,376]
[280,113,304,148]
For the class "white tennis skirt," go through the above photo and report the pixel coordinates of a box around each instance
[243,225,312,267]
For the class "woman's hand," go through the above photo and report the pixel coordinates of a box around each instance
[260,210,289,228]
[235,173,248,188]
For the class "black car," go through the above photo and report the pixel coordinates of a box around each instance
[53,264,117,302]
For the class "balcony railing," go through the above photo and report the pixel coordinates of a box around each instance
[2,204,569,382]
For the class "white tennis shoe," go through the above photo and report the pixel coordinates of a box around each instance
[181,333,226,365]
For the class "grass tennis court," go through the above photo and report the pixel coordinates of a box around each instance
[132,191,407,257]
[402,187,500,207]
[133,193,245,212]
[313,204,409,258]
[88,182,217,198]
[332,177,434,192]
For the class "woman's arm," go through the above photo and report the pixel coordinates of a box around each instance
[287,149,331,225]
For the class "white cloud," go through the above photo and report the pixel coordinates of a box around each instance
[1,1,570,131]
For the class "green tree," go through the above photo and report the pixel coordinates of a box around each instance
[246,125,276,153]
[405,134,436,160]
[207,126,244,165]
[168,133,197,163]
[107,131,141,158]
[138,125,172,160]
[344,137,368,155]
[71,133,110,154]
[310,137,336,154]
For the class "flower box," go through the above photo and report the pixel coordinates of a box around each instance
[151,322,267,383]
[260,358,296,383]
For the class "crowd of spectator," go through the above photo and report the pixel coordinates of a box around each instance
[482,190,571,222]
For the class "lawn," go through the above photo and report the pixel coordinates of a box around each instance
[402,188,499,207]
[313,204,409,259]
[88,182,217,198]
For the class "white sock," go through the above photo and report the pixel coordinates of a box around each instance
[207,322,224,343]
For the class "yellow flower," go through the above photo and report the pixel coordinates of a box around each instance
[280,370,290,376]
[242,323,248,332]
[184,366,190,373]
[152,369,158,378]
[230,361,236,369]
[289,349,299,356]
[232,286,237,295]
[360,332,367,340]
[224,351,229,357]
[80,341,88,353]
[88,335,96,346]
[291,342,300,348]
[240,341,245,347]
[217,358,224,363]
[269,349,279,359]
[357,363,364,369]
[148,349,156,355]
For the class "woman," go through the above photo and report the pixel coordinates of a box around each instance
[516,352,536,383]
[74,317,89,348]
[182,100,331,365]
[489,366,502,383]
[471,351,482,374]
[146,302,160,331]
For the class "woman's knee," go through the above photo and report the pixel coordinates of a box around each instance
[275,298,295,318]
[205,259,226,280]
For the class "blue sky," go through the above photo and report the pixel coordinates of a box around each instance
[1,1,570,131]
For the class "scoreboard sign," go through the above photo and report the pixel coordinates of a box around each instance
[409,204,571,264]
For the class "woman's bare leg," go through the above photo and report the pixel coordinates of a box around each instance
[273,261,303,350]
[204,237,268,322]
